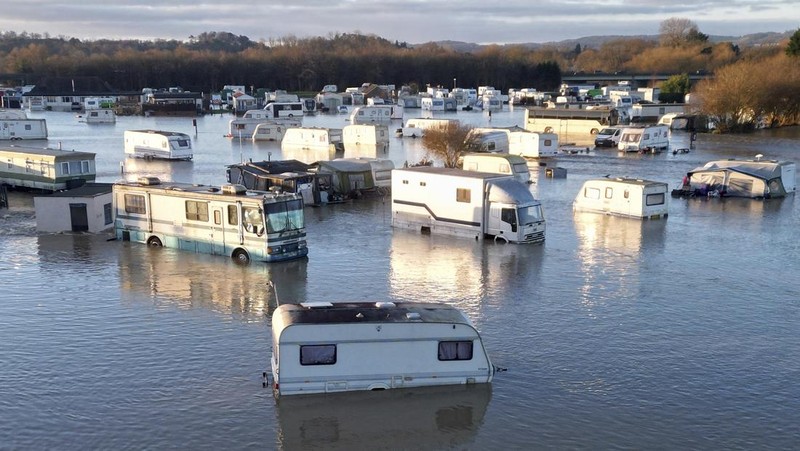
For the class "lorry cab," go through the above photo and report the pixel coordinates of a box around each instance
[484,177,545,243]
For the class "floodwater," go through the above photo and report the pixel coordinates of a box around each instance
[2,108,799,450]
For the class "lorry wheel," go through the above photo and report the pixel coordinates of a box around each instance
[232,249,250,264]
[147,236,163,247]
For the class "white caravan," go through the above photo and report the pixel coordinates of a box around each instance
[84,108,116,124]
[617,125,670,153]
[251,122,294,142]
[269,301,495,397]
[574,177,669,219]
[342,124,390,154]
[349,105,402,124]
[113,176,308,263]
[461,153,531,184]
[0,109,48,140]
[229,109,301,138]
[471,128,510,153]
[507,131,559,158]
[391,167,545,244]
[281,127,344,153]
[401,118,458,138]
[123,130,193,160]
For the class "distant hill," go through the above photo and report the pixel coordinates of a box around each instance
[425,31,792,52]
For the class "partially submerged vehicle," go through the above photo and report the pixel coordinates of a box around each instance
[0,145,96,191]
[672,157,796,199]
[593,127,622,148]
[123,129,193,160]
[269,301,495,397]
[574,177,669,219]
[617,125,669,153]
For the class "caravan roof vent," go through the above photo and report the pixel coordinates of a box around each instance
[137,176,161,185]
[375,302,396,309]
[406,312,422,321]
[221,184,247,195]
[300,301,333,309]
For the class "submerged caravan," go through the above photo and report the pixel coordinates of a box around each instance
[672,158,796,199]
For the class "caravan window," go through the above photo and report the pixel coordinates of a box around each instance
[584,187,601,199]
[646,193,665,206]
[605,187,613,199]
[438,341,473,361]
[124,194,146,214]
[185,201,209,222]
[300,344,337,365]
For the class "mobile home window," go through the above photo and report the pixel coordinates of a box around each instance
[300,344,337,365]
[68,161,81,174]
[456,188,471,203]
[61,162,70,175]
[104,203,113,225]
[124,194,146,214]
[605,187,613,199]
[584,187,601,199]
[227,205,239,225]
[438,341,473,361]
[185,201,209,222]
[81,160,90,173]
[25,124,32,131]
[646,193,665,206]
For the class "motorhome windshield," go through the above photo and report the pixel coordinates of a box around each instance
[512,162,529,175]
[518,204,544,224]
[265,199,305,233]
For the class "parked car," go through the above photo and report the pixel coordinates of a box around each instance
[594,127,622,148]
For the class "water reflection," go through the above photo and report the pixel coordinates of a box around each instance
[275,384,491,451]
[281,145,342,164]
[119,157,196,183]
[573,213,667,312]
[117,243,308,319]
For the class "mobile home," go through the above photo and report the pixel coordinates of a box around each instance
[461,153,531,183]
[113,177,308,263]
[226,159,331,206]
[0,145,96,191]
[1,109,48,140]
[617,125,669,153]
[269,301,494,397]
[507,131,559,158]
[123,130,193,160]
[391,167,546,244]
[573,177,669,219]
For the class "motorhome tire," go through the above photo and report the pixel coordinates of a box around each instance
[232,249,250,264]
[147,236,163,247]
[544,127,553,133]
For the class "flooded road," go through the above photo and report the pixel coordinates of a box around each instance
[2,109,799,449]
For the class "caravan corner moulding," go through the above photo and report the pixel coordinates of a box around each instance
[269,301,495,397]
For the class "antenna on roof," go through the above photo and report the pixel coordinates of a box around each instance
[755,154,764,161]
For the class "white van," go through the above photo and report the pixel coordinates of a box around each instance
[594,127,622,148]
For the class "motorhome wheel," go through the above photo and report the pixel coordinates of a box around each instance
[146,236,163,247]
[232,249,250,264]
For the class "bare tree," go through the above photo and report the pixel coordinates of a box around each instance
[659,17,702,47]
[421,122,481,168]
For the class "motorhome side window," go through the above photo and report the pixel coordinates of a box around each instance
[300,344,337,365]
[124,194,146,214]
[646,193,665,206]
[456,188,471,203]
[185,201,209,222]
[243,206,263,234]
[227,205,239,225]
[438,341,473,361]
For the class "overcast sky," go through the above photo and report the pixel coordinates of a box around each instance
[5,0,798,44]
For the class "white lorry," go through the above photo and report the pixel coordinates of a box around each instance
[391,167,545,244]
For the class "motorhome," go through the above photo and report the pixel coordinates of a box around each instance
[507,131,559,158]
[524,107,619,144]
[1,109,48,140]
[401,118,458,138]
[573,177,669,219]
[269,301,495,397]
[594,127,623,148]
[461,153,531,184]
[0,145,96,191]
[113,176,308,263]
[123,130,193,160]
[673,158,796,199]
[342,124,390,154]
[281,127,344,154]
[391,167,545,244]
[264,101,304,119]
[617,125,669,153]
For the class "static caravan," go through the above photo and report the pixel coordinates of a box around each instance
[342,124,390,154]
[476,95,502,112]
[401,118,458,138]
[229,110,301,138]
[0,145,96,191]
[349,106,396,125]
[281,127,344,154]
[269,301,494,397]
[573,177,669,219]
[311,159,377,196]
[34,183,114,233]
[123,130,193,160]
[1,109,48,140]
[301,98,317,114]
[113,177,308,263]
[462,153,531,184]
[507,131,559,158]
[421,97,457,112]
[674,159,796,199]
[226,159,331,206]
[617,125,669,153]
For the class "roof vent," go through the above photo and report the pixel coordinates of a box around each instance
[300,301,333,309]
[375,302,396,309]
[406,312,421,321]
[221,184,247,195]
[137,176,161,185]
